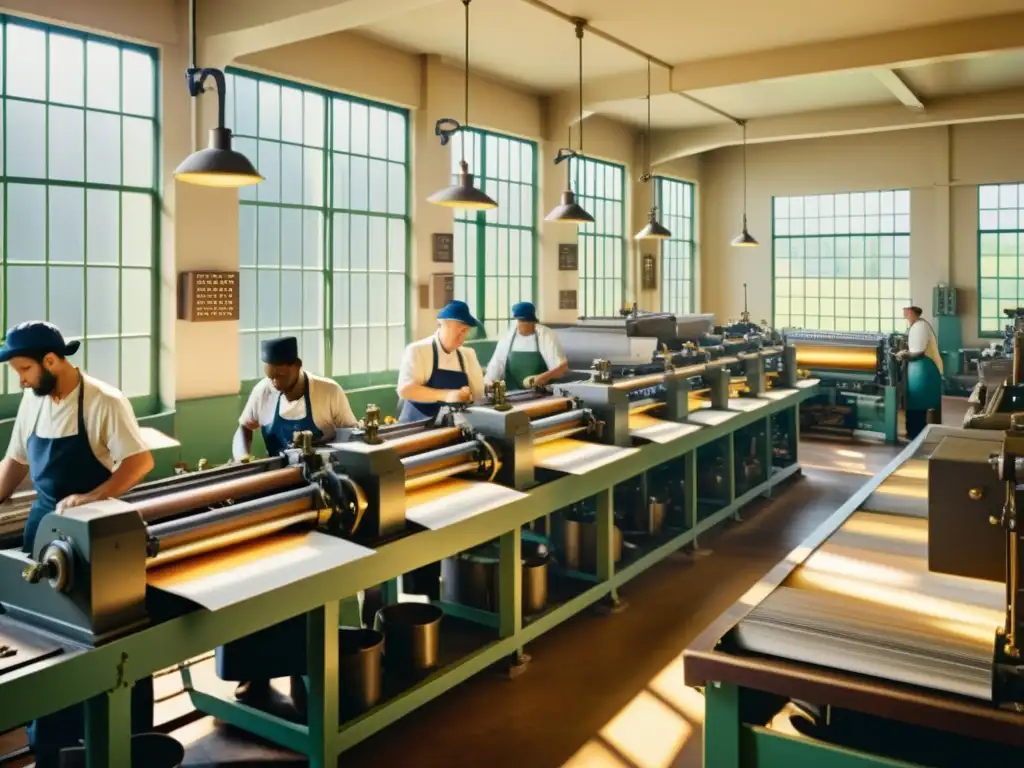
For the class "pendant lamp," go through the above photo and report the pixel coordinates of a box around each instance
[174,0,262,187]
[428,0,497,210]
[731,120,758,247]
[635,58,671,240]
[546,22,594,224]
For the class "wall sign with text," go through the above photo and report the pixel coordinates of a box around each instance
[178,271,240,322]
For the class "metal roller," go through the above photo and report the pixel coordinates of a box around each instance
[401,440,481,475]
[384,426,465,458]
[512,396,574,419]
[794,344,877,372]
[530,409,590,434]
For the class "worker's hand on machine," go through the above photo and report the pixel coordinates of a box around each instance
[523,375,547,390]
[444,386,472,404]
[895,350,908,361]
[56,492,99,513]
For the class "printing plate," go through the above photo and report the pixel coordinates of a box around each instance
[0,616,65,676]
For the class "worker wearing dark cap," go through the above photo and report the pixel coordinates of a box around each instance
[0,321,155,766]
[396,300,486,422]
[232,335,357,460]
[222,335,358,717]
[485,301,568,390]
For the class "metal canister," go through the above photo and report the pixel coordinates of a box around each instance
[521,539,549,614]
[634,497,666,535]
[561,519,623,573]
[337,627,384,718]
[440,538,551,615]
[374,602,443,677]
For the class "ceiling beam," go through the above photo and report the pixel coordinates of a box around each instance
[873,69,925,111]
[649,86,1024,165]
[554,11,1024,114]
[198,0,446,64]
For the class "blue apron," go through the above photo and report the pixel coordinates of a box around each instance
[23,378,111,555]
[907,355,942,412]
[22,378,154,763]
[399,340,468,423]
[216,372,323,682]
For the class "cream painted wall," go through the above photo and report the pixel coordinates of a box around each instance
[700,120,1024,344]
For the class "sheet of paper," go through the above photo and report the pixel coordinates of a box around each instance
[686,409,738,427]
[404,479,527,530]
[628,413,703,444]
[796,378,821,389]
[726,397,771,412]
[759,389,798,402]
[139,427,181,451]
[533,439,638,475]
[147,531,374,611]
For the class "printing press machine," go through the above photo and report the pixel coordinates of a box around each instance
[784,328,905,443]
[964,308,1024,430]
[0,361,820,766]
[682,416,1024,767]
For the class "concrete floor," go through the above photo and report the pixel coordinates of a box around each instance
[0,428,917,767]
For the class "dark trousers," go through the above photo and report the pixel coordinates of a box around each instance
[29,676,154,768]
[216,614,308,681]
[906,405,941,441]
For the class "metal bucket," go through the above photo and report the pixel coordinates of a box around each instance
[375,602,443,676]
[59,733,185,768]
[337,627,383,718]
[633,498,666,535]
[440,540,550,614]
[561,519,622,573]
[522,539,549,614]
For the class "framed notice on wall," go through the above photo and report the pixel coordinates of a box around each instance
[432,233,454,263]
[178,271,240,322]
[642,254,657,290]
[558,243,578,271]
[559,290,578,310]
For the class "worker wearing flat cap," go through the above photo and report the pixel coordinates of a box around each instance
[396,300,486,423]
[0,321,155,766]
[485,302,568,390]
[895,305,943,440]
[222,335,358,717]
[232,335,358,460]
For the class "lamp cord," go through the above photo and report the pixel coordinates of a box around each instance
[576,22,584,153]
[462,0,470,165]
[742,121,748,224]
[189,0,197,70]
[645,58,651,177]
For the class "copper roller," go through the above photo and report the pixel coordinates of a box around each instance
[794,344,877,372]
[132,466,305,521]
[383,427,465,458]
[512,397,575,419]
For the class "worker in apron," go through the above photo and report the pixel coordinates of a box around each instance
[396,301,485,597]
[396,300,486,423]
[222,335,358,718]
[0,321,156,767]
[485,301,569,390]
[896,305,943,440]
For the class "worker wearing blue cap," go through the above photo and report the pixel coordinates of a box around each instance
[485,302,568,390]
[397,300,486,422]
[0,321,155,766]
[223,335,358,717]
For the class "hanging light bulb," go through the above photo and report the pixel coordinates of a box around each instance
[635,58,670,240]
[546,21,594,224]
[731,120,758,247]
[175,0,262,187]
[428,0,497,210]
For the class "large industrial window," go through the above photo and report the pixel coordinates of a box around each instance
[656,177,695,315]
[572,156,625,317]
[773,190,911,333]
[231,69,409,382]
[451,128,536,338]
[978,183,1024,335]
[0,18,160,419]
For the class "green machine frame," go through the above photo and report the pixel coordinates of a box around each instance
[688,428,1024,768]
[0,386,818,766]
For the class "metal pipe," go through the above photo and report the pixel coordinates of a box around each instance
[147,508,319,568]
[401,440,479,473]
[404,460,482,491]
[531,409,589,433]
[513,396,574,419]
[533,425,589,446]
[122,457,287,502]
[385,427,465,458]
[148,486,318,547]
[1014,332,1023,386]
[132,467,305,521]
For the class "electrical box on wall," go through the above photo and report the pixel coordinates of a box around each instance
[933,284,957,316]
[432,274,455,308]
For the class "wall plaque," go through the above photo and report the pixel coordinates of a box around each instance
[642,254,657,290]
[432,274,455,308]
[559,290,578,310]
[558,243,578,271]
[432,233,454,263]
[177,271,240,322]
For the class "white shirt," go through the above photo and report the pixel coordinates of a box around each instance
[5,372,148,470]
[908,319,944,375]
[240,372,358,441]
[485,324,567,383]
[397,333,486,400]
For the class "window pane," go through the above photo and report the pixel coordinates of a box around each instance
[657,177,695,315]
[572,156,625,318]
[977,183,1024,335]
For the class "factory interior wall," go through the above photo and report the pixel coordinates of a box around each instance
[699,119,1024,346]
[0,0,701,476]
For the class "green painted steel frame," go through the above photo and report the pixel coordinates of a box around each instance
[0,385,817,766]
[0,14,162,420]
[704,683,925,768]
[227,66,412,385]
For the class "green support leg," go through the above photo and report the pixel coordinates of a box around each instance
[83,680,132,768]
[595,487,627,614]
[685,449,699,549]
[884,385,899,444]
[726,433,740,521]
[703,682,742,768]
[498,527,529,675]
[339,594,362,627]
[306,602,340,768]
